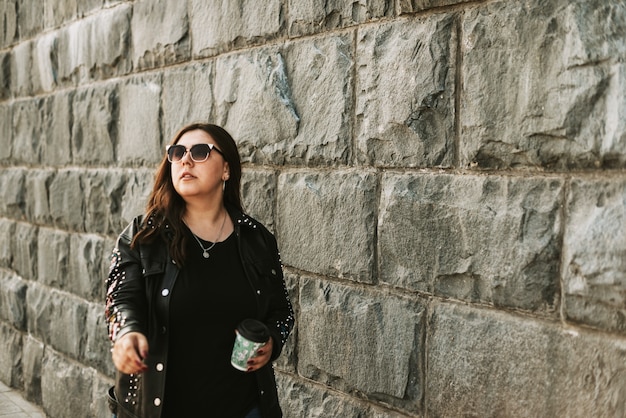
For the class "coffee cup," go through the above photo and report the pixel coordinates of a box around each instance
[231,319,270,371]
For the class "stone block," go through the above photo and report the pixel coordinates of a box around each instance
[26,283,88,358]
[84,302,115,376]
[190,0,282,57]
[298,277,423,408]
[287,0,391,37]
[16,0,43,39]
[0,52,10,100]
[0,168,25,220]
[10,222,37,280]
[161,62,214,142]
[277,374,399,418]
[37,227,70,290]
[42,93,72,166]
[33,33,58,93]
[379,173,563,311]
[82,169,126,235]
[0,270,27,329]
[25,170,54,225]
[276,171,377,282]
[12,99,43,166]
[0,0,17,48]
[215,35,353,166]
[117,75,162,165]
[49,169,85,231]
[10,41,32,97]
[44,0,78,28]
[22,334,44,404]
[69,233,109,301]
[356,14,456,168]
[0,322,22,388]
[71,85,118,165]
[0,219,15,267]
[57,4,131,84]
[460,0,626,170]
[427,302,626,417]
[562,177,626,333]
[120,169,153,224]
[0,104,12,161]
[130,0,190,70]
[242,169,277,232]
[40,349,95,418]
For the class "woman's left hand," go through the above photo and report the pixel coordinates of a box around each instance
[246,337,273,372]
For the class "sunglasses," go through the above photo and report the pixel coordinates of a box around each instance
[166,143,224,163]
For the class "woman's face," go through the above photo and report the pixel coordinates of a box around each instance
[170,129,230,202]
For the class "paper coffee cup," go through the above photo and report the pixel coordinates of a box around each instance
[231,319,270,371]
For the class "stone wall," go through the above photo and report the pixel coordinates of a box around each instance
[1,0,625,417]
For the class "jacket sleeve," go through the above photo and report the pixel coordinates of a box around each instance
[105,217,149,344]
[263,231,295,361]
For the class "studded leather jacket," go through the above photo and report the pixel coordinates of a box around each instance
[105,208,294,418]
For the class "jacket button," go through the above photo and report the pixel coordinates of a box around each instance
[161,326,167,334]
[256,290,261,295]
[156,363,164,372]
[154,398,161,406]
[161,289,169,296]
[271,269,276,275]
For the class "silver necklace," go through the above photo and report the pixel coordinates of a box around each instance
[186,212,227,259]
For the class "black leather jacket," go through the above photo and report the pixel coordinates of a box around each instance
[105,208,294,418]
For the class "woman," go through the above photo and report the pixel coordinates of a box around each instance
[105,123,294,418]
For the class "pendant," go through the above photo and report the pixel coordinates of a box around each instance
[202,251,210,258]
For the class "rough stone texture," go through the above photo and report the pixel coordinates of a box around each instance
[287,0,391,37]
[356,14,456,168]
[277,171,377,282]
[379,173,563,311]
[190,0,282,57]
[461,0,626,170]
[427,302,626,418]
[0,271,27,330]
[563,178,626,332]
[0,0,625,417]
[131,0,190,70]
[298,277,423,410]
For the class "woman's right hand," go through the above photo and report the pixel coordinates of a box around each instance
[111,332,149,374]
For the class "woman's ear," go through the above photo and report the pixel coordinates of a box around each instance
[222,162,230,181]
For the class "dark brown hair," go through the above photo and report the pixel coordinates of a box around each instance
[131,123,243,265]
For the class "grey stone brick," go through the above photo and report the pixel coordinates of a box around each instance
[117,75,162,165]
[10,41,32,97]
[427,302,626,418]
[25,170,53,225]
[161,62,214,142]
[241,169,277,232]
[277,171,377,282]
[37,227,70,290]
[0,270,27,330]
[71,85,118,165]
[563,177,626,333]
[32,33,58,93]
[356,14,456,168]
[49,169,85,231]
[0,168,25,220]
[0,104,12,161]
[0,322,22,388]
[398,0,475,13]
[287,0,391,37]
[40,349,95,418]
[26,283,87,359]
[460,0,626,170]
[56,4,131,84]
[21,335,44,405]
[12,99,43,166]
[131,0,190,70]
[42,93,72,166]
[81,169,126,235]
[0,0,17,48]
[16,0,43,39]
[120,169,153,224]
[83,302,115,376]
[10,222,37,280]
[379,173,563,311]
[69,233,109,301]
[44,0,78,28]
[298,277,423,406]
[0,52,10,100]
[0,219,15,268]
[189,0,282,57]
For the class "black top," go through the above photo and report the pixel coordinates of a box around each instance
[162,228,258,417]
